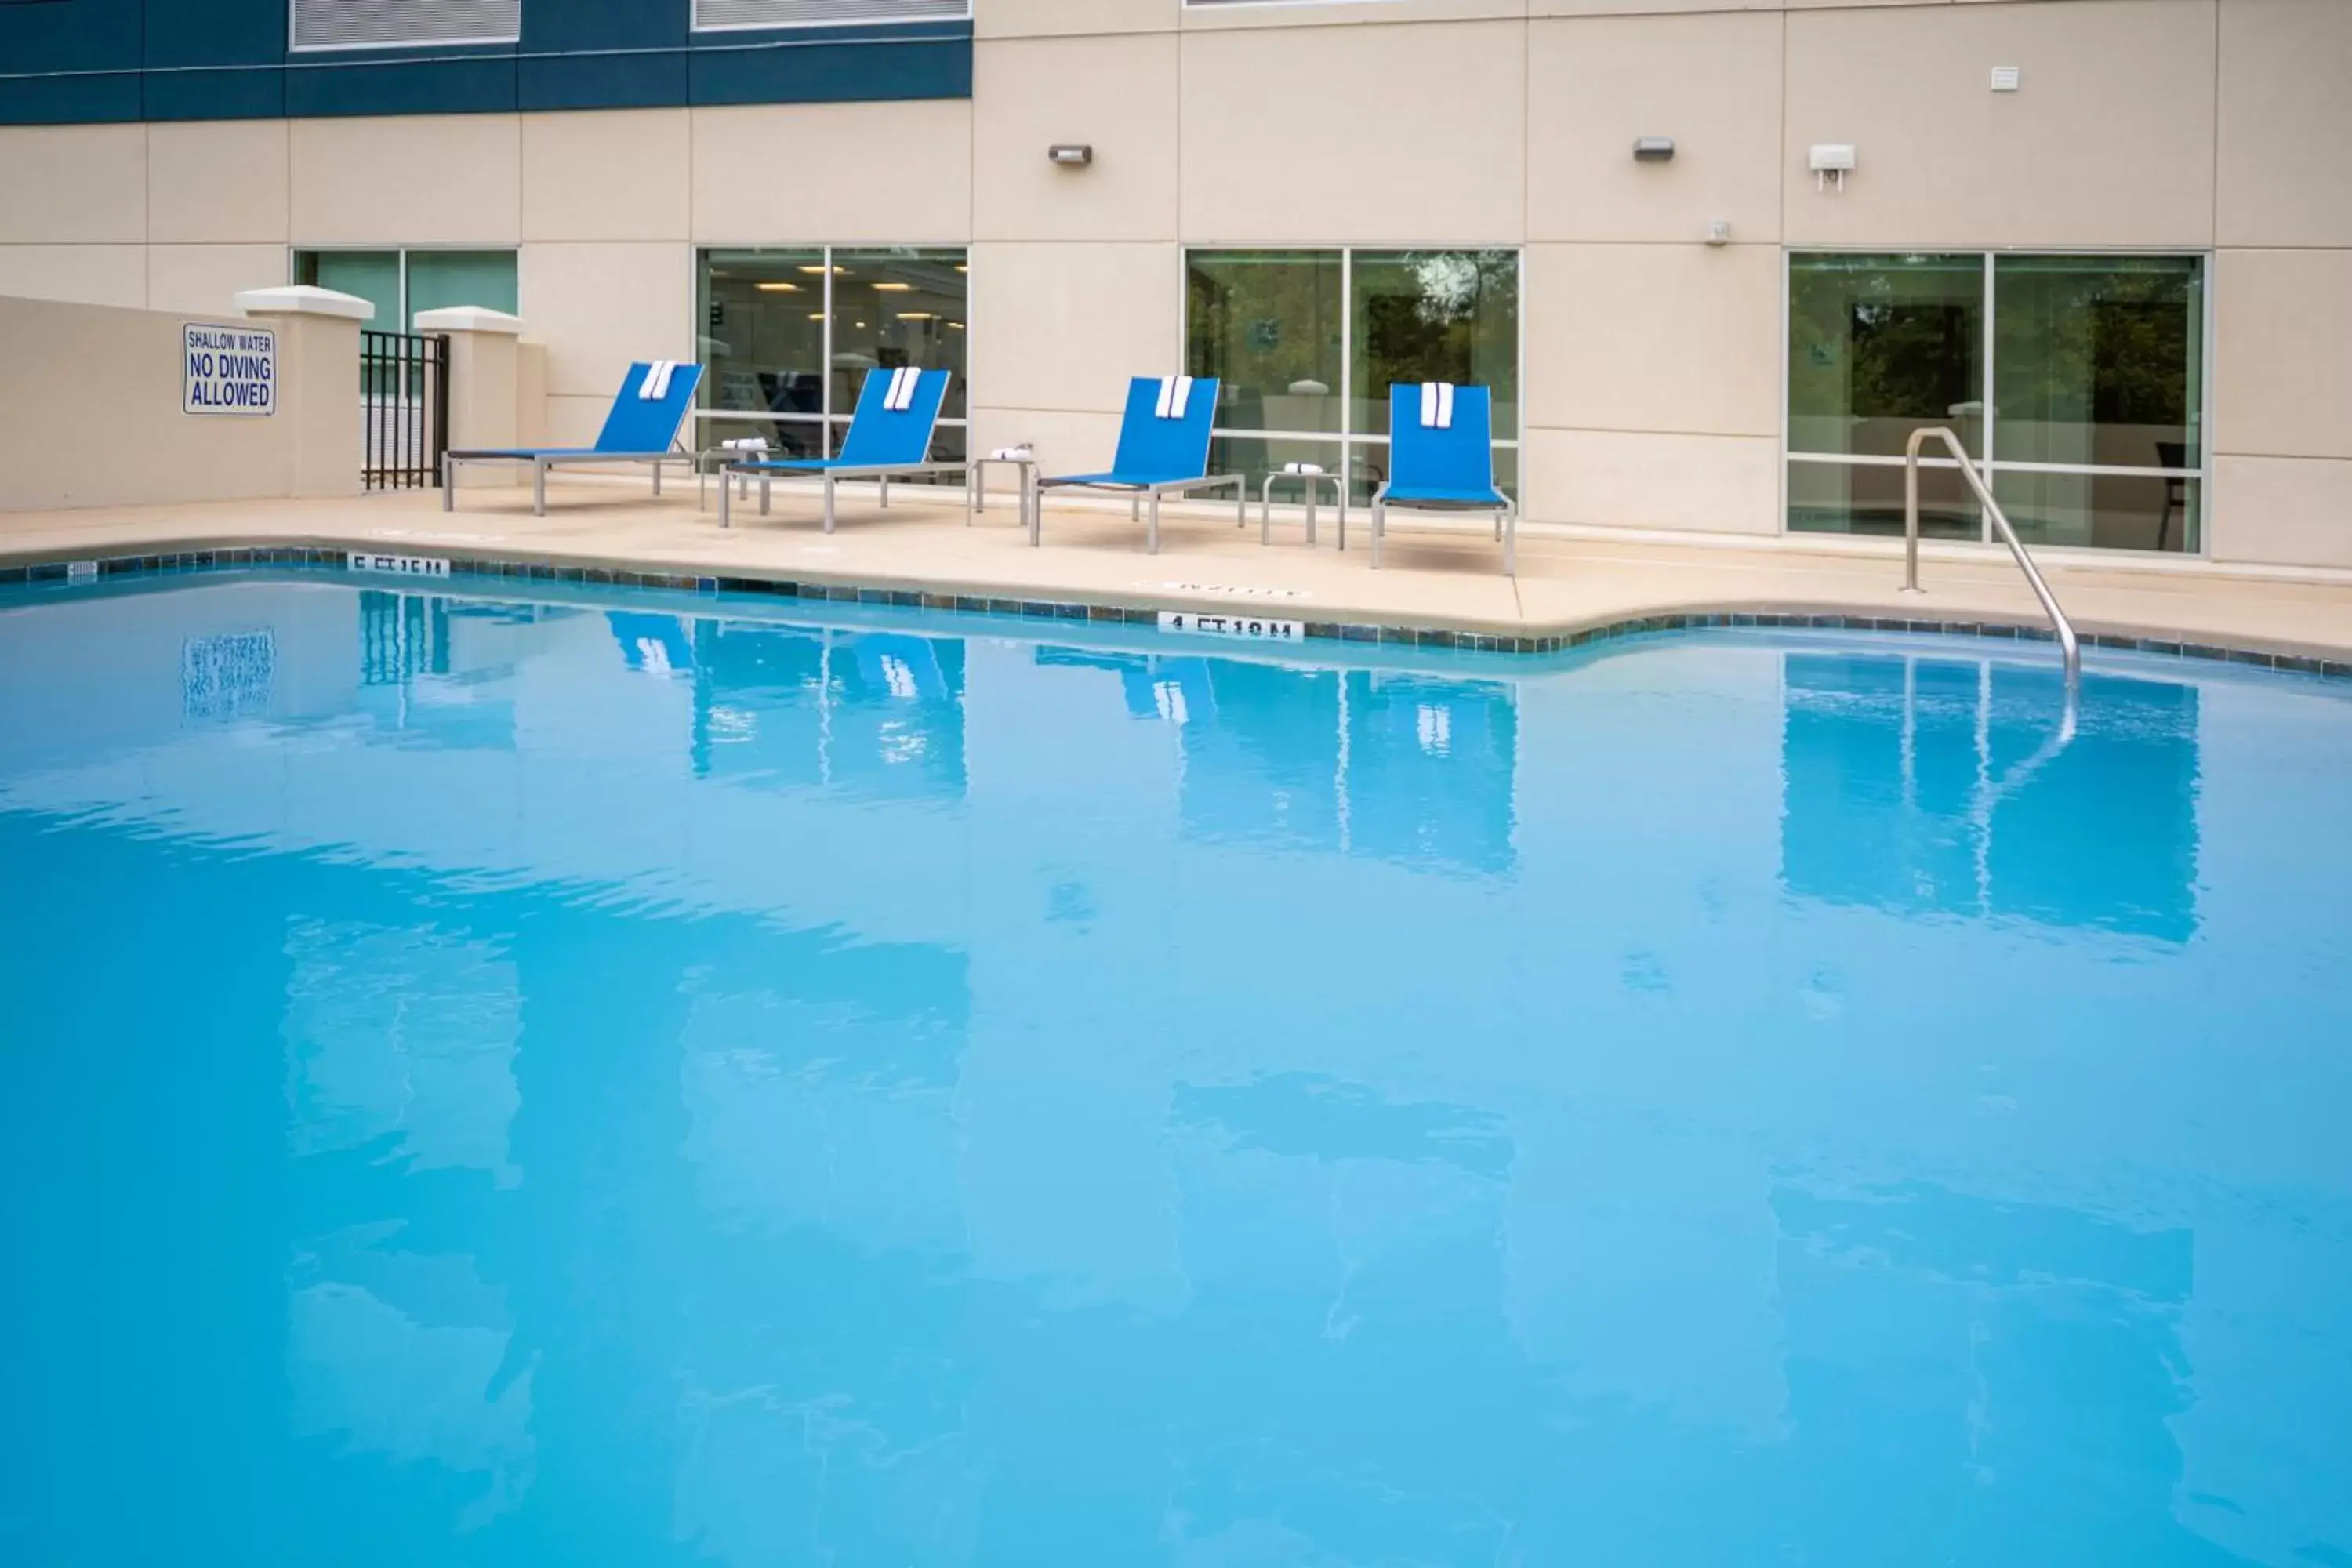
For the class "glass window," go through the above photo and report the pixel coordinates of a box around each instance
[293,249,517,336]
[1184,248,1519,505]
[295,250,399,332]
[1350,249,1519,441]
[1992,255,2202,473]
[697,246,966,465]
[1993,469,2200,554]
[1788,456,1978,542]
[402,250,517,332]
[1788,252,1984,459]
[1187,251,1344,436]
[1787,252,2205,554]
[829,249,968,424]
[699,248,829,454]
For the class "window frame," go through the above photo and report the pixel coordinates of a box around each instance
[1179,245,1525,503]
[1780,247,2216,557]
[694,242,970,460]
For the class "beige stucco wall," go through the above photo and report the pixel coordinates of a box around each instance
[0,0,2345,568]
[0,292,358,512]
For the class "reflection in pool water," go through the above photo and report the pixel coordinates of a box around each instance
[1,576,2347,1567]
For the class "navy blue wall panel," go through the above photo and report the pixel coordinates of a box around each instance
[0,71,143,123]
[518,50,688,114]
[0,0,140,73]
[523,0,687,53]
[143,0,281,66]
[283,55,518,118]
[691,37,969,107]
[0,0,971,124]
[141,66,284,119]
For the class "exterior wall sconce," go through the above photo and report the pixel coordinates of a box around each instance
[1632,137,1675,162]
[1047,144,1094,167]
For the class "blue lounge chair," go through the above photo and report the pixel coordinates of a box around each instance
[1370,382,1517,575]
[1033,376,1244,554]
[720,367,963,533]
[445,360,702,516]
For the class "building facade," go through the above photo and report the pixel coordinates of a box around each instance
[1,0,2346,570]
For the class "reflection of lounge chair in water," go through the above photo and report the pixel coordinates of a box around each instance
[848,633,951,704]
[607,612,695,675]
[1345,671,1518,873]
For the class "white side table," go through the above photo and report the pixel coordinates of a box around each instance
[697,442,771,513]
[1261,466,1348,550]
[968,451,1038,533]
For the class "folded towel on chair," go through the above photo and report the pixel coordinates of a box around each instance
[1281,462,1326,476]
[1417,382,1455,430]
[721,436,769,451]
[884,365,920,412]
[641,360,679,401]
[989,445,1034,462]
[1153,376,1195,420]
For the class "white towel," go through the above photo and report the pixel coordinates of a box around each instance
[1154,376,1194,420]
[721,436,768,451]
[884,365,920,412]
[989,445,1033,462]
[1282,462,1325,476]
[641,360,677,401]
[1418,381,1455,430]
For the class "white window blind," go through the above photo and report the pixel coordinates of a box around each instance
[691,0,970,31]
[291,0,521,52]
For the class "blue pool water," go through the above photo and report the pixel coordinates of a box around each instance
[2,573,2349,1567]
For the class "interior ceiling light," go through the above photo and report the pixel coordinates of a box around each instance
[873,281,913,292]
[754,281,800,292]
[897,311,933,321]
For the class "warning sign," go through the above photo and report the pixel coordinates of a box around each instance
[183,323,275,416]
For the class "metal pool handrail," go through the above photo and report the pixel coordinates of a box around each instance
[1902,426,2081,687]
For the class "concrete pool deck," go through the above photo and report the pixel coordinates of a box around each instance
[3,482,2350,666]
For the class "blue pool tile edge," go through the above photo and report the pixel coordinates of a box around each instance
[1,544,2348,681]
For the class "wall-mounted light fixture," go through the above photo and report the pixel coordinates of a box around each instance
[1632,137,1675,162]
[1047,144,1094,167]
[1809,143,1856,193]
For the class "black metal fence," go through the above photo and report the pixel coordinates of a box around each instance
[360,330,450,490]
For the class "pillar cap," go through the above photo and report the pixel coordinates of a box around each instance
[234,285,375,321]
[414,305,524,336]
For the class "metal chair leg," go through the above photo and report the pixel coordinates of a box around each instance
[823,477,837,535]
[1371,501,1383,568]
[652,461,662,498]
[1261,475,1273,545]
[442,453,455,511]
[1149,492,1160,555]
[880,475,890,510]
[760,476,771,516]
[1504,506,1516,577]
[720,469,731,529]
[534,459,547,517]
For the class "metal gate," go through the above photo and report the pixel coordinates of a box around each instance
[360,330,450,490]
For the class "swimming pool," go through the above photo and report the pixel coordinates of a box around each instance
[2,572,2347,1566]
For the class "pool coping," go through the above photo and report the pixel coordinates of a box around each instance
[2,537,2349,681]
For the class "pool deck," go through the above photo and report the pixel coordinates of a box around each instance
[4,482,2350,665]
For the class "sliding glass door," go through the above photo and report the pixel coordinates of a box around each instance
[1788,252,2205,553]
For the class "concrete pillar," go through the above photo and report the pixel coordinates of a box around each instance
[415,305,529,488]
[234,285,371,500]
